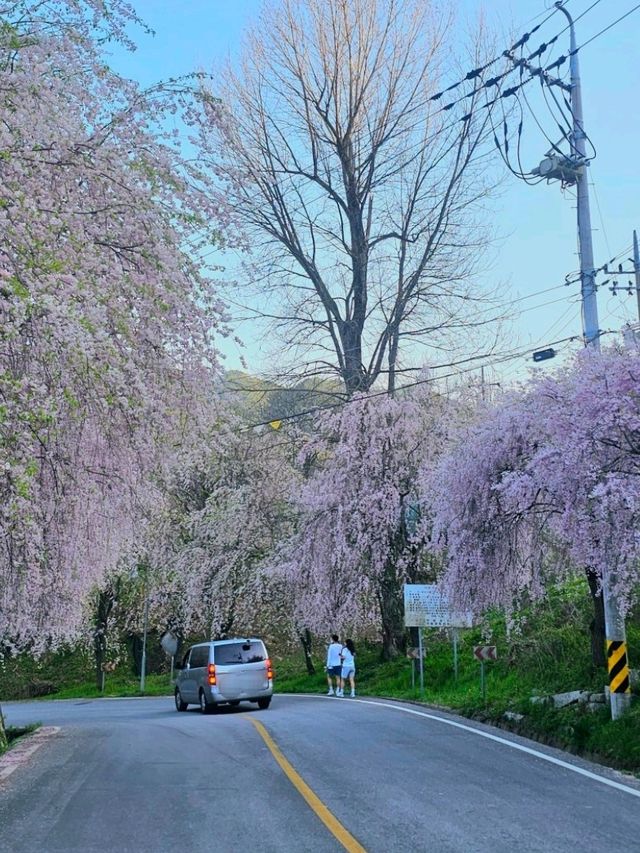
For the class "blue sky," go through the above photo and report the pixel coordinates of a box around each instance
[108,1,640,386]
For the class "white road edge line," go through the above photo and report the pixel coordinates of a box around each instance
[286,694,640,799]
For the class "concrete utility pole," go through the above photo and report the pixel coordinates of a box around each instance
[555,3,599,347]
[553,2,631,719]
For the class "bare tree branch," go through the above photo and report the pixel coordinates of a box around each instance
[201,0,507,393]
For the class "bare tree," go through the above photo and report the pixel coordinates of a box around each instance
[201,0,505,394]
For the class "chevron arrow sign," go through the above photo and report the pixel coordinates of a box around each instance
[473,645,497,661]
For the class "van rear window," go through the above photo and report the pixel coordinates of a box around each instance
[214,642,266,665]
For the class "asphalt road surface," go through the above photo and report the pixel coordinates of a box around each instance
[1,694,639,853]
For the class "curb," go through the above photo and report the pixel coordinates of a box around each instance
[0,726,61,782]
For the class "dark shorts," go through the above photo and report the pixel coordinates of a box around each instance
[328,665,342,676]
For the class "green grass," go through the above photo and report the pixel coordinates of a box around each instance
[0,644,173,701]
[41,673,172,700]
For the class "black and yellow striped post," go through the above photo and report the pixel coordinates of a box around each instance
[603,571,631,720]
[607,640,631,697]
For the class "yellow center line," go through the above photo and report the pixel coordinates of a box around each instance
[248,717,367,853]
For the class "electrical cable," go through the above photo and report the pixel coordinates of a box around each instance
[496,0,631,182]
[590,178,612,259]
[427,0,575,106]
[545,0,638,72]
[573,2,640,52]
[221,241,632,389]
[240,333,583,431]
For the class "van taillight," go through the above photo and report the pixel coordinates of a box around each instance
[207,663,216,685]
[266,659,274,680]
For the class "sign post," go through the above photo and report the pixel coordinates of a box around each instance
[452,629,459,681]
[406,646,424,691]
[473,645,497,701]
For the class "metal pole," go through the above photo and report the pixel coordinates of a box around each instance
[634,230,640,324]
[555,3,599,349]
[418,629,424,695]
[170,654,175,684]
[480,662,485,702]
[140,586,150,694]
[555,2,630,720]
[452,629,459,681]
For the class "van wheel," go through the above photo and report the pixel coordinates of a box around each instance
[257,698,271,710]
[175,690,188,712]
[199,690,213,715]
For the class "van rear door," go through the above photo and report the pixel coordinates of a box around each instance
[214,641,270,696]
[185,645,209,700]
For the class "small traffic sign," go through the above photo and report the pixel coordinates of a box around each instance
[473,645,497,661]
[161,631,179,657]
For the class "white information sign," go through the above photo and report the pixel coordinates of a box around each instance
[403,584,473,628]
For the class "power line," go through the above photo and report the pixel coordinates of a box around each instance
[240,334,583,431]
[427,1,572,106]
[545,0,639,71]
[574,2,640,52]
[222,241,632,382]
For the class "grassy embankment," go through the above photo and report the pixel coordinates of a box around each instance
[1,582,639,772]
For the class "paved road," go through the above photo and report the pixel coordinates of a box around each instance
[1,694,639,852]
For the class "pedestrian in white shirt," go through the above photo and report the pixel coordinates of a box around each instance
[339,638,356,697]
[325,634,343,696]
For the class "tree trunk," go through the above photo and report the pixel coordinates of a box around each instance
[93,584,117,691]
[0,704,8,751]
[379,566,406,661]
[585,568,606,670]
[299,629,316,675]
[341,320,368,395]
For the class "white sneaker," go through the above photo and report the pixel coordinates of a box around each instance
[350,691,355,697]
[336,689,343,697]
[327,689,335,696]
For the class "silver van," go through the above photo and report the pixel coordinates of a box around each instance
[174,638,273,714]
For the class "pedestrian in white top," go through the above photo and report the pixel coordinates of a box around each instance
[325,634,343,696]
[339,638,356,697]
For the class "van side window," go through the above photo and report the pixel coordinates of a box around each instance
[190,646,209,668]
[181,649,191,668]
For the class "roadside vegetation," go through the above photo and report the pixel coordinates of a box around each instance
[2,581,638,773]
[1,724,40,752]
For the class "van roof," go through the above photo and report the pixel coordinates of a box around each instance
[192,638,264,646]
